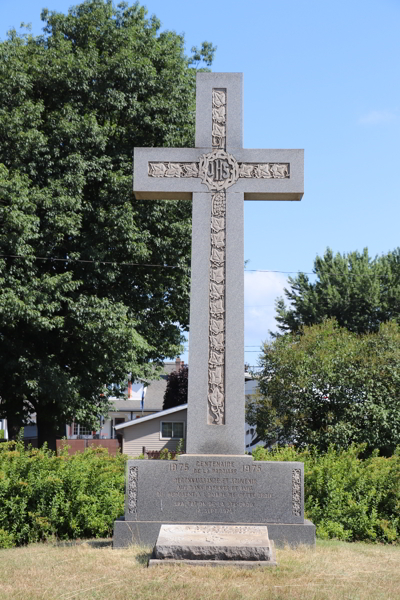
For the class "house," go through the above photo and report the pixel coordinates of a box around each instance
[114,370,263,458]
[115,403,187,456]
[64,360,182,445]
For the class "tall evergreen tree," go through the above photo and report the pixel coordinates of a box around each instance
[0,0,215,447]
[275,247,400,335]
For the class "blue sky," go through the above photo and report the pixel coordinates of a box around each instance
[1,0,399,367]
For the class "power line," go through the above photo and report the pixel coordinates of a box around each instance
[0,254,315,274]
[2,253,368,279]
[245,269,314,274]
[0,254,189,270]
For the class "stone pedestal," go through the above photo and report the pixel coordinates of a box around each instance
[148,524,277,567]
[113,455,315,549]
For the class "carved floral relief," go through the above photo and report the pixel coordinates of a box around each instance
[207,88,227,425]
[292,468,301,516]
[148,160,289,183]
[128,465,138,518]
[212,90,226,148]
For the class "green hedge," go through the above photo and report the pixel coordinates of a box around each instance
[1,441,398,548]
[0,441,127,548]
[252,444,400,543]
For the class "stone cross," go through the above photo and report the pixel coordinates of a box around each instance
[134,73,303,456]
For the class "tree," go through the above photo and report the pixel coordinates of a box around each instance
[246,319,400,454]
[0,0,215,447]
[275,248,400,336]
[162,364,188,411]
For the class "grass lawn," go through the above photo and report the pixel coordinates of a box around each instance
[1,539,399,600]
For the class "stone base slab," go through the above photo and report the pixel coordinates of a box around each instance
[113,518,315,549]
[152,524,275,562]
[148,558,277,568]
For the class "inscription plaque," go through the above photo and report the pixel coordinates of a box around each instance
[124,456,304,525]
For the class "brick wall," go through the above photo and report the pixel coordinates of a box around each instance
[56,439,120,456]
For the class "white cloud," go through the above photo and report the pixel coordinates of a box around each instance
[182,271,291,367]
[358,110,397,125]
[244,271,289,363]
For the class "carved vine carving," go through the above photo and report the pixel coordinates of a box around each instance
[208,191,226,425]
[239,163,290,179]
[148,162,199,178]
[207,87,227,425]
[148,160,289,182]
[212,89,226,148]
[128,465,138,518]
[292,468,301,516]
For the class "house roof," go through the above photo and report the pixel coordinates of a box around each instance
[114,403,187,430]
[110,362,177,413]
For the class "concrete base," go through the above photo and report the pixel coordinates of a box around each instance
[113,517,315,549]
[148,558,276,568]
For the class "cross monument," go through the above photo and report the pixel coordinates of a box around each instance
[133,73,303,455]
[113,74,314,555]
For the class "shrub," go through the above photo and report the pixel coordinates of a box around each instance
[252,444,400,543]
[0,441,127,547]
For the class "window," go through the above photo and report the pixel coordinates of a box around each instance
[113,418,125,438]
[73,423,92,438]
[161,421,185,439]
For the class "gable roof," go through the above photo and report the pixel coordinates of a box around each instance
[110,362,177,413]
[114,403,187,430]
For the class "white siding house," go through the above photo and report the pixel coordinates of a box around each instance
[115,404,187,457]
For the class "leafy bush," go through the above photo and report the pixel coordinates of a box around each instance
[0,441,127,547]
[252,444,400,543]
[159,449,172,460]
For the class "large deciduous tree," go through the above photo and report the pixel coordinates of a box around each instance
[247,319,400,454]
[0,0,215,447]
[162,364,188,411]
[275,248,400,336]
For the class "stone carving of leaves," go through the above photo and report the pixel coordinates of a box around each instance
[292,469,302,516]
[149,163,166,177]
[212,136,224,149]
[183,163,198,177]
[239,164,254,178]
[212,123,225,138]
[210,298,224,314]
[210,319,224,335]
[271,163,289,178]
[211,248,224,263]
[165,163,183,177]
[128,465,138,517]
[210,267,224,283]
[212,90,226,108]
[210,350,224,365]
[212,192,225,215]
[210,282,224,298]
[209,366,223,385]
[211,217,225,232]
[256,164,272,178]
[208,386,224,408]
[212,231,225,248]
[212,106,225,123]
[210,333,224,350]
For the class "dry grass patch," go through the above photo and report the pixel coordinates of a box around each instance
[0,539,399,600]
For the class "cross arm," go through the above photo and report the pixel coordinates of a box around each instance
[230,148,304,201]
[133,147,210,200]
